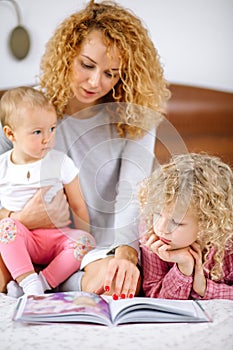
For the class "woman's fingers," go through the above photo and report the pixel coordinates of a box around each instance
[104,258,140,299]
[48,189,71,227]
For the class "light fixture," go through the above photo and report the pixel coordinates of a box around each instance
[0,0,30,59]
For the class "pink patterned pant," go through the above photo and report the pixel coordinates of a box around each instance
[0,218,95,288]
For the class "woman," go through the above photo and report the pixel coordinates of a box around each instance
[0,0,170,298]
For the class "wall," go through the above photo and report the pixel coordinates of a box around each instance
[0,0,233,92]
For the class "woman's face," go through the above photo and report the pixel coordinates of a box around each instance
[70,30,121,109]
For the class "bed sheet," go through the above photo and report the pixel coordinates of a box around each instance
[1,293,232,350]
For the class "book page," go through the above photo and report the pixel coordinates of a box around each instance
[13,292,112,325]
[108,297,208,325]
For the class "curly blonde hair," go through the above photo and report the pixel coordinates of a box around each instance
[138,153,233,281]
[40,0,170,137]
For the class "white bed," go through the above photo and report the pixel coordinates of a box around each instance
[1,293,232,350]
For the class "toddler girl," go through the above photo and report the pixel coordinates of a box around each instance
[139,153,233,299]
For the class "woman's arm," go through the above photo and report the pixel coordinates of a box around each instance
[102,130,156,297]
[112,129,156,252]
[64,176,90,232]
[3,187,71,230]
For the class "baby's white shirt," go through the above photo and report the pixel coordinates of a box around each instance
[0,149,78,211]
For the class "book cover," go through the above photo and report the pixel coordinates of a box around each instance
[13,291,211,326]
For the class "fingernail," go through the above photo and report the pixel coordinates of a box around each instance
[112,293,118,300]
[121,293,126,299]
[129,293,134,298]
[104,285,110,292]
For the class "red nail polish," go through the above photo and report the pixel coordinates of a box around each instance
[112,293,118,300]
[121,293,126,299]
[104,285,110,292]
[129,293,134,298]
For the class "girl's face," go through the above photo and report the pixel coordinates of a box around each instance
[8,104,57,164]
[153,205,199,250]
[69,30,121,110]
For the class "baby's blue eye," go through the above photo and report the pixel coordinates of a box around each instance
[50,126,56,133]
[33,130,41,135]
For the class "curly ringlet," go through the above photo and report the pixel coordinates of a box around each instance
[39,0,170,138]
[138,153,233,281]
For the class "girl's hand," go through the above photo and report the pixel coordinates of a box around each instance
[140,232,158,247]
[12,187,71,230]
[189,242,206,297]
[147,239,195,276]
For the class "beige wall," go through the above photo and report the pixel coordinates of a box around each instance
[0,0,233,92]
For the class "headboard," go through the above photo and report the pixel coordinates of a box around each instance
[1,84,233,166]
[155,84,233,166]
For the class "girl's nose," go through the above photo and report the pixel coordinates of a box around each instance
[155,217,170,235]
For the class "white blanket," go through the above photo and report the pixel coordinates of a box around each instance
[1,293,232,350]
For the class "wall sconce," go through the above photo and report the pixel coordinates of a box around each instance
[0,0,30,59]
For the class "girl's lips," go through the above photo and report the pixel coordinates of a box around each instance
[159,237,171,244]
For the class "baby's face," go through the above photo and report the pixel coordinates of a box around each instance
[152,205,199,250]
[12,104,57,163]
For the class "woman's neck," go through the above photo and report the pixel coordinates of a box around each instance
[65,97,102,119]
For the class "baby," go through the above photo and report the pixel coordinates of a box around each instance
[0,87,95,297]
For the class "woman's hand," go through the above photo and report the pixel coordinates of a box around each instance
[82,246,141,299]
[105,245,140,298]
[12,187,71,230]
[189,242,206,297]
[102,256,141,299]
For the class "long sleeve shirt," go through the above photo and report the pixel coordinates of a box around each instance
[141,245,233,300]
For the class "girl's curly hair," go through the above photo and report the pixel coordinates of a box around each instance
[40,0,170,138]
[138,153,233,281]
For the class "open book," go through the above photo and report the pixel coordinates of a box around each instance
[13,291,211,326]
